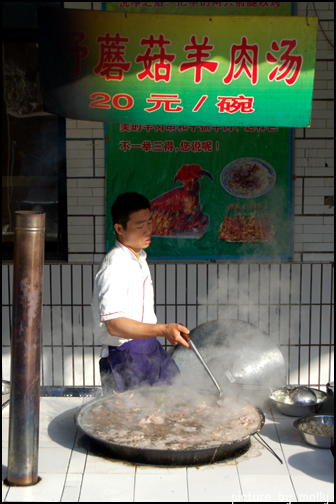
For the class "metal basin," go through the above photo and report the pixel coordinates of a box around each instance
[270,388,327,417]
[293,415,334,449]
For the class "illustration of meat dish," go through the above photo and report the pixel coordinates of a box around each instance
[219,202,275,242]
[220,158,276,199]
[231,163,262,191]
[151,164,213,237]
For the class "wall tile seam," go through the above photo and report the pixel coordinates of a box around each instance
[68,212,96,216]
[92,135,96,178]
[317,26,335,34]
[294,235,330,242]
[67,190,94,197]
[294,214,334,219]
[303,194,332,201]
[294,214,332,221]
[316,57,334,66]
[66,136,106,141]
[298,176,334,181]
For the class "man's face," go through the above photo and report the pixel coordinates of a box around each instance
[114,208,152,256]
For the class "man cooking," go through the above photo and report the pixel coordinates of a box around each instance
[92,192,190,395]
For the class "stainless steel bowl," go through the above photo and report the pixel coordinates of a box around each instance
[293,415,334,449]
[269,388,327,417]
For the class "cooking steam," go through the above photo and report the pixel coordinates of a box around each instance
[172,318,287,410]
[78,379,264,454]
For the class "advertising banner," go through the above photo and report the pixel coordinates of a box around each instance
[38,8,317,126]
[106,124,291,260]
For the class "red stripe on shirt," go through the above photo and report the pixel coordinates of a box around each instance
[141,276,148,322]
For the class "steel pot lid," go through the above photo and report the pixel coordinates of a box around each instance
[172,319,286,393]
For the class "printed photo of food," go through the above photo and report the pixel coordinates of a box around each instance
[219,202,275,243]
[220,158,276,199]
[150,164,213,238]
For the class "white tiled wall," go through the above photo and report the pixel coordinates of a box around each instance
[294,2,334,262]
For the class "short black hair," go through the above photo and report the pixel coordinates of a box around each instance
[111,192,150,229]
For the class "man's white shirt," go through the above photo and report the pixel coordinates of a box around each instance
[91,240,157,357]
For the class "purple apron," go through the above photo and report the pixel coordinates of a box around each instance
[108,337,180,392]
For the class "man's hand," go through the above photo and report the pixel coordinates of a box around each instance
[162,323,190,349]
[104,318,190,348]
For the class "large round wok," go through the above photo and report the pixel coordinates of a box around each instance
[75,319,281,466]
[75,388,265,466]
[172,319,286,397]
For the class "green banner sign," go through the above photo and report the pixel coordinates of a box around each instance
[38,9,317,126]
[106,124,291,260]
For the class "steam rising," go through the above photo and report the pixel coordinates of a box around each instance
[173,318,287,409]
[78,380,264,453]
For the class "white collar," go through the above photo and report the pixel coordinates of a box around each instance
[115,239,147,261]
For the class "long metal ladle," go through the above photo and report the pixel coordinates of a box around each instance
[181,332,229,398]
[180,332,283,464]
[180,331,274,396]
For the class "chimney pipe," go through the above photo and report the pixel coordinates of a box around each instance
[7,211,45,486]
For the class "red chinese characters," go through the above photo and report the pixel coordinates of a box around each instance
[266,39,303,85]
[69,32,88,79]
[179,35,219,83]
[135,34,176,82]
[94,32,131,81]
[164,141,175,152]
[216,95,255,113]
[119,124,278,133]
[180,140,191,152]
[141,140,152,152]
[223,36,259,85]
[86,28,307,122]
[119,140,131,152]
[145,94,183,112]
[191,141,202,152]
[118,139,215,153]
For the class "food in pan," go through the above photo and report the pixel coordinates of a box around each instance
[221,158,276,199]
[81,387,262,451]
[219,203,275,243]
[297,420,334,437]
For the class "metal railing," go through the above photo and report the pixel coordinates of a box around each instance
[2,262,334,389]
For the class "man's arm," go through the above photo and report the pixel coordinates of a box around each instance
[104,318,190,349]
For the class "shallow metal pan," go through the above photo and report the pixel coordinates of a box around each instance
[75,392,265,466]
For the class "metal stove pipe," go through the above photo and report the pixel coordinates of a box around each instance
[7,211,45,486]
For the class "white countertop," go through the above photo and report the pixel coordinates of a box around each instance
[2,396,334,502]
